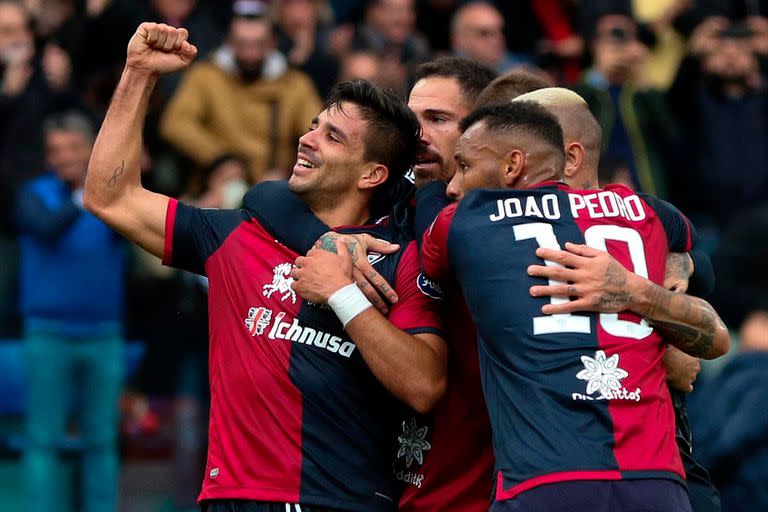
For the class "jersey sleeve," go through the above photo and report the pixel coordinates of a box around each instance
[162,198,247,276]
[420,203,458,281]
[414,181,451,244]
[639,194,693,253]
[387,241,444,338]
[242,180,330,254]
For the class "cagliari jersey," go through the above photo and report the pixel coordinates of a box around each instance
[244,180,495,511]
[162,195,442,511]
[422,182,691,503]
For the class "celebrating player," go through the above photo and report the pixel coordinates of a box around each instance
[421,101,728,511]
[84,23,447,512]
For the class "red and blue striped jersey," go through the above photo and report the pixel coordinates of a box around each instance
[422,182,690,503]
[162,197,443,511]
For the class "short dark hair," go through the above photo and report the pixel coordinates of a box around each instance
[474,69,554,108]
[415,57,498,106]
[324,79,420,183]
[460,101,565,158]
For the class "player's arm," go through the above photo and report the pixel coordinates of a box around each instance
[83,23,197,258]
[291,239,447,414]
[528,242,729,359]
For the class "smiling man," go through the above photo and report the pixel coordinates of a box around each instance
[84,22,446,512]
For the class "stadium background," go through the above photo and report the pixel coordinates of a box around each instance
[1,0,767,510]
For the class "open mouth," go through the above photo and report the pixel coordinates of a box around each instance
[296,157,317,169]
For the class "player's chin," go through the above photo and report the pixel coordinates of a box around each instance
[288,172,311,193]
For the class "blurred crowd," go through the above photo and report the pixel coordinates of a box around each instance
[1,0,768,511]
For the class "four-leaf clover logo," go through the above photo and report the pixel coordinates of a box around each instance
[397,417,431,468]
[576,350,629,398]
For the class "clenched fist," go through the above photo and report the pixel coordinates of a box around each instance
[126,22,197,76]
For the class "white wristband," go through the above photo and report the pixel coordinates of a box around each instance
[328,283,373,328]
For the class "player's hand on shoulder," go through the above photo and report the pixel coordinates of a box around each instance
[313,231,399,313]
[292,239,355,304]
[126,22,197,76]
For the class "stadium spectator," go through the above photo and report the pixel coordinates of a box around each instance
[337,50,382,84]
[0,0,81,335]
[160,5,321,183]
[667,16,768,241]
[15,111,125,512]
[690,310,768,511]
[710,204,768,327]
[273,0,339,98]
[574,10,677,198]
[451,2,524,73]
[349,0,431,93]
[85,22,446,511]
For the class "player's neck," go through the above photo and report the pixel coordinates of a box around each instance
[312,197,371,229]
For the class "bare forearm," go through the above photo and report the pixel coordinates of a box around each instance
[85,68,156,209]
[345,310,446,413]
[630,276,729,359]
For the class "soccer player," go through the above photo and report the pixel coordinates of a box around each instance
[244,57,502,511]
[83,23,447,512]
[508,87,722,512]
[421,101,728,511]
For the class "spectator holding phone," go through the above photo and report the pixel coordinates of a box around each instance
[667,15,768,246]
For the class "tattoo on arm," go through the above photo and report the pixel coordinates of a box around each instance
[597,261,635,309]
[646,288,723,358]
[107,160,125,188]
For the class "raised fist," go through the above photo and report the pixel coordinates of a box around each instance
[126,22,197,76]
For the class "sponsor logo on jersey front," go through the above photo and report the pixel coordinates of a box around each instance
[416,273,443,300]
[263,263,297,304]
[395,417,430,488]
[573,350,641,402]
[244,306,357,358]
[267,312,357,358]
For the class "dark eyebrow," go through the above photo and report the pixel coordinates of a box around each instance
[424,109,455,118]
[327,122,350,144]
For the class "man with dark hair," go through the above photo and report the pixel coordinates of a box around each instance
[409,56,498,188]
[473,69,555,108]
[240,55,501,511]
[84,23,446,512]
[421,101,728,511]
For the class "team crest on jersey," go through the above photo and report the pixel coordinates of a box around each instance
[262,263,297,304]
[573,350,641,402]
[244,307,273,336]
[416,273,443,300]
